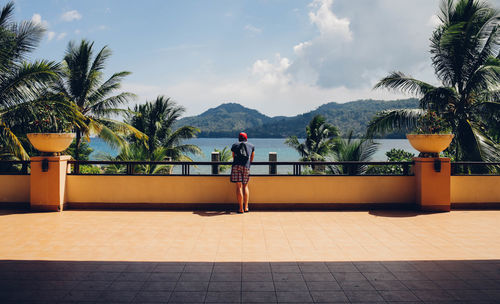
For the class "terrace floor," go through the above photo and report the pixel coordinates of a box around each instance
[0,209,499,303]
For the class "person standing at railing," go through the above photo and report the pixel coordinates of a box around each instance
[230,132,255,213]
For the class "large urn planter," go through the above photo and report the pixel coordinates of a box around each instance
[406,134,454,156]
[27,133,75,155]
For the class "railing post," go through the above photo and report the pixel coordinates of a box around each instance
[403,163,409,176]
[414,157,451,212]
[30,156,71,211]
[269,152,277,175]
[211,152,220,175]
[293,164,301,175]
[126,163,134,175]
[21,161,28,175]
[74,161,80,174]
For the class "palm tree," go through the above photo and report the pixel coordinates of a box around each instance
[0,1,62,159]
[101,144,173,174]
[53,39,144,160]
[368,0,500,162]
[214,146,232,173]
[328,132,379,175]
[126,95,201,161]
[285,114,338,160]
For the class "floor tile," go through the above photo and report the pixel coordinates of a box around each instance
[276,291,313,303]
[379,290,420,302]
[242,281,275,292]
[205,291,241,303]
[241,291,277,303]
[310,291,349,303]
[306,281,342,291]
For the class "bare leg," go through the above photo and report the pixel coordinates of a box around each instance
[243,183,250,211]
[236,182,244,213]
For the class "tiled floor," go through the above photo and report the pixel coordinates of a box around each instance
[0,209,499,303]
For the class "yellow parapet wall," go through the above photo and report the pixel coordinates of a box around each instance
[451,176,500,204]
[0,175,30,204]
[65,175,415,205]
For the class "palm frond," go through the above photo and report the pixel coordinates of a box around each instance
[87,92,136,116]
[373,72,436,96]
[455,119,500,162]
[0,2,14,28]
[86,71,132,105]
[94,117,147,142]
[162,125,199,149]
[0,120,28,160]
[367,109,424,136]
[0,60,60,107]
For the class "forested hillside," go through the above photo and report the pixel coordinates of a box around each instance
[176,98,419,138]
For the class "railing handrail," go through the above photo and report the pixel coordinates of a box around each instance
[0,160,30,164]
[67,160,414,166]
[452,162,500,165]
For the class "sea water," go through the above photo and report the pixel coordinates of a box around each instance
[88,137,418,174]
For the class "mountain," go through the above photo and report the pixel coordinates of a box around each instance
[176,98,420,138]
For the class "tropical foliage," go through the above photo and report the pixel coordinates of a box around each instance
[285,115,338,162]
[126,95,201,161]
[101,144,173,175]
[367,148,415,175]
[328,132,379,175]
[52,39,144,160]
[368,0,500,162]
[213,146,232,173]
[0,2,80,159]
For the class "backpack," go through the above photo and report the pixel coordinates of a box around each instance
[237,142,249,163]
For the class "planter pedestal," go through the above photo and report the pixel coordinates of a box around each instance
[414,157,451,212]
[30,156,71,211]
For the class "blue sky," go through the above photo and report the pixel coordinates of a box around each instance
[11,0,500,117]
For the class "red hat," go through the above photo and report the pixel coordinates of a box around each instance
[239,132,248,141]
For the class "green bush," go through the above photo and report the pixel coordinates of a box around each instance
[367,148,414,175]
[79,165,101,174]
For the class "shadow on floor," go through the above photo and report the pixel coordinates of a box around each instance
[368,210,423,218]
[0,259,498,303]
[193,210,233,217]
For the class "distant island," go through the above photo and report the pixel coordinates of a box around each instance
[176,98,419,138]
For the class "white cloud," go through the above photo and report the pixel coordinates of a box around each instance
[57,32,67,40]
[251,54,291,87]
[124,0,443,117]
[244,24,262,34]
[31,13,48,27]
[308,0,352,41]
[283,0,439,89]
[61,10,82,22]
[74,29,81,35]
[47,31,56,41]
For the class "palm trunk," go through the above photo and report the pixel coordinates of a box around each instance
[75,129,81,161]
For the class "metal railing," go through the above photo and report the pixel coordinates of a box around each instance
[451,162,500,176]
[65,160,415,176]
[1,159,498,176]
[0,160,30,175]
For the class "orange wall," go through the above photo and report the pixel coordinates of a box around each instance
[1,175,498,208]
[65,175,416,205]
[451,176,500,203]
[0,175,30,204]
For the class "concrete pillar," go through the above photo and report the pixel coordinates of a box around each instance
[211,152,220,175]
[414,157,451,212]
[269,152,277,175]
[30,155,71,211]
